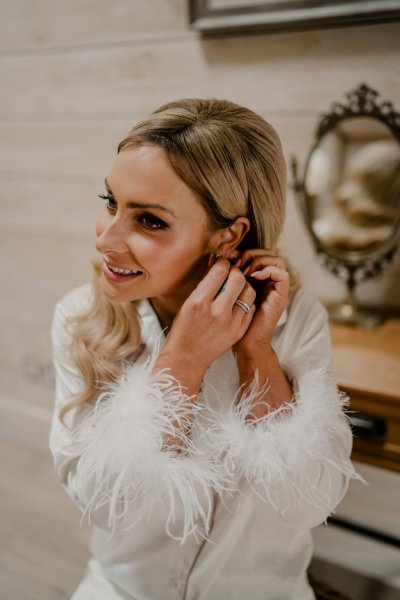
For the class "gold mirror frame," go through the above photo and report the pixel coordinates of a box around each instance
[292,84,400,328]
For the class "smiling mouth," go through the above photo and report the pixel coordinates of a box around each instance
[108,264,141,275]
[104,261,143,280]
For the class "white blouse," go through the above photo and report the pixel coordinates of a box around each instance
[50,284,361,600]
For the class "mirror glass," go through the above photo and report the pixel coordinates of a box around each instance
[304,117,400,254]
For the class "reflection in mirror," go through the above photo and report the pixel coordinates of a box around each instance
[292,84,400,328]
[305,117,400,253]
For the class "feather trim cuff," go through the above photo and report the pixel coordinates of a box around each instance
[206,368,363,523]
[65,362,227,541]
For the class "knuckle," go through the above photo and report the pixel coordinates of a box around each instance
[230,266,245,282]
[192,295,205,309]
[210,305,226,321]
[213,262,230,279]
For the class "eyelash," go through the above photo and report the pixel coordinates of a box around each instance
[98,193,168,231]
[98,193,116,211]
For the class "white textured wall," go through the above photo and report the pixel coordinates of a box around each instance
[0,1,399,433]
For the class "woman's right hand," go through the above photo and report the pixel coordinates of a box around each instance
[154,258,256,392]
[152,258,256,449]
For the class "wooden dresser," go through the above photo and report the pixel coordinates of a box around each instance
[330,317,400,473]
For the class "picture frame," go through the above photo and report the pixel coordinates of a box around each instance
[188,0,400,34]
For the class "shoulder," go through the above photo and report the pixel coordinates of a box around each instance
[52,283,94,347]
[54,283,94,321]
[274,287,328,339]
[284,287,329,345]
[273,287,331,372]
[287,287,328,325]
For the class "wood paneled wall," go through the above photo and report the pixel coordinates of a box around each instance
[1,1,399,443]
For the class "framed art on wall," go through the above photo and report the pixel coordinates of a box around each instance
[188,0,400,34]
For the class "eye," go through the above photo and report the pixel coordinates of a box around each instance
[137,212,168,231]
[98,193,117,213]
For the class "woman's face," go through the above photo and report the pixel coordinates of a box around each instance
[96,144,213,305]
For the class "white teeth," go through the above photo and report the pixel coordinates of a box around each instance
[108,265,140,275]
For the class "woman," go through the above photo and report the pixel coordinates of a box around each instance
[50,98,360,600]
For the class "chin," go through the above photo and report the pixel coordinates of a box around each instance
[101,280,139,303]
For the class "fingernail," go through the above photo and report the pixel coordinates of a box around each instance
[243,266,250,276]
[250,270,262,277]
[235,259,241,267]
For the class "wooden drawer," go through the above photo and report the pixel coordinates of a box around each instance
[330,317,400,473]
[344,389,400,472]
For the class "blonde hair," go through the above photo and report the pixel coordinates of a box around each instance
[62,98,293,421]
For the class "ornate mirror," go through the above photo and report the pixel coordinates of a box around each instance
[292,84,400,328]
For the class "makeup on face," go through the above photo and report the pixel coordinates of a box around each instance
[95,145,213,307]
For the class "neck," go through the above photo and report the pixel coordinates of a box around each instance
[150,256,209,331]
[150,297,179,332]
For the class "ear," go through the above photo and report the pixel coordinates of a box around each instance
[208,217,251,258]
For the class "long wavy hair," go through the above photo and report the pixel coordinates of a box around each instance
[61,98,295,422]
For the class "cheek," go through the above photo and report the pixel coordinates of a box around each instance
[132,235,202,271]
[159,232,207,267]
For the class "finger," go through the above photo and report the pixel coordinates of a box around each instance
[236,248,276,268]
[237,281,257,306]
[233,282,257,318]
[213,266,247,307]
[226,249,241,262]
[244,256,286,276]
[251,267,290,307]
[250,265,289,284]
[196,258,231,301]
[206,252,218,269]
[236,303,255,331]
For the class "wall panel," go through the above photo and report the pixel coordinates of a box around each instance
[0,0,188,51]
[0,121,131,178]
[0,23,398,116]
[0,181,100,235]
[0,230,95,293]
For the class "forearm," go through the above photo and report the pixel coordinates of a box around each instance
[236,346,293,420]
[153,349,206,449]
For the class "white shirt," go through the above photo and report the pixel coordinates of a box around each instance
[50,284,360,600]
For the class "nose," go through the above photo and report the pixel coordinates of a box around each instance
[96,213,131,255]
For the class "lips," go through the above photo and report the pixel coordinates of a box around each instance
[103,260,143,281]
[108,264,141,275]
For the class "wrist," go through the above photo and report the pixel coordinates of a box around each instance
[236,344,277,386]
[235,342,275,365]
[153,348,205,397]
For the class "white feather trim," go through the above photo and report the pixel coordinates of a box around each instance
[65,362,229,542]
[205,368,364,521]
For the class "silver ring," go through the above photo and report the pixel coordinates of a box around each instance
[234,299,252,313]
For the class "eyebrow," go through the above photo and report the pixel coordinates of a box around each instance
[105,178,176,217]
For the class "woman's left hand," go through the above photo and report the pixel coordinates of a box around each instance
[230,248,293,418]
[232,248,290,359]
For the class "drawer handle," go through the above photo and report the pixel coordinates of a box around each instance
[346,412,387,437]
